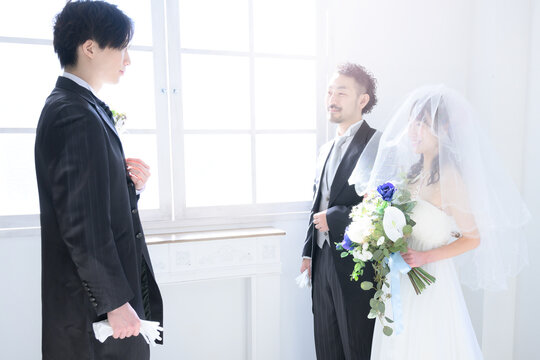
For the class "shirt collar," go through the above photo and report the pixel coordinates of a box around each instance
[336,120,364,139]
[62,71,97,96]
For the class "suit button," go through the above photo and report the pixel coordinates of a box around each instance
[82,281,88,286]
[90,297,96,302]
[92,302,98,307]
[131,208,138,214]
[136,233,143,239]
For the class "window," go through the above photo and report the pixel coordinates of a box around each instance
[0,0,327,230]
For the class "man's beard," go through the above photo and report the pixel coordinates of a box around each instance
[328,105,344,123]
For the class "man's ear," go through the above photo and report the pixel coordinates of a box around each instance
[80,39,96,60]
[358,93,370,111]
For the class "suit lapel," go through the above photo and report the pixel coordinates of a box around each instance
[329,121,373,204]
[55,77,121,143]
[93,103,121,139]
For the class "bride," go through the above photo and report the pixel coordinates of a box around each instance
[350,85,529,359]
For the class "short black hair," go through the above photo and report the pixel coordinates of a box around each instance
[53,0,133,68]
[336,62,378,114]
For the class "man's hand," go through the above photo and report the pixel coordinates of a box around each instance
[126,158,151,190]
[300,258,312,279]
[313,210,329,232]
[107,302,141,339]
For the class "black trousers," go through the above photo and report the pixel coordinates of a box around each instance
[312,241,373,360]
[89,332,150,360]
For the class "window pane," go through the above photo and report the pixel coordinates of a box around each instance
[120,134,160,210]
[108,0,153,46]
[0,0,65,39]
[100,50,156,130]
[254,58,316,130]
[0,43,60,128]
[179,0,249,51]
[253,0,316,56]
[181,54,250,130]
[184,134,252,207]
[256,134,316,203]
[0,1,152,46]
[0,134,39,216]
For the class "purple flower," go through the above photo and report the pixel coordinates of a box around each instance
[338,232,354,251]
[377,182,396,202]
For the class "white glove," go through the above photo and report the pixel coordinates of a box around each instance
[93,319,163,346]
[296,269,311,289]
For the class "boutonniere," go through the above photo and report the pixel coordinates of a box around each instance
[111,110,127,133]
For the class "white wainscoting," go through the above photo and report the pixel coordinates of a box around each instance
[147,227,285,360]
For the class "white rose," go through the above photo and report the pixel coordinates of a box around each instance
[352,248,363,260]
[377,236,385,246]
[362,250,373,261]
[347,218,373,244]
[352,248,373,262]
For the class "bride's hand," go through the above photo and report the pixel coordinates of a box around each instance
[402,248,429,268]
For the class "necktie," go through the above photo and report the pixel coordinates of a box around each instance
[325,136,347,190]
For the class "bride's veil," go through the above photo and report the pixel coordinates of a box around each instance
[349,85,530,291]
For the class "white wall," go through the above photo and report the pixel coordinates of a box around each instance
[0,234,42,358]
[326,0,473,131]
[273,218,317,360]
[514,1,540,359]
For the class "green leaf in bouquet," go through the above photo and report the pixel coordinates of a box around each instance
[409,218,416,227]
[374,290,383,299]
[381,266,390,277]
[383,326,393,336]
[401,188,411,200]
[402,225,413,235]
[373,249,384,262]
[369,298,378,309]
[383,248,390,257]
[341,251,349,258]
[407,201,417,211]
[378,301,385,313]
[361,281,374,291]
[368,310,378,319]
[385,316,394,323]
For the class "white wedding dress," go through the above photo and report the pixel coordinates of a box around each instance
[370,199,483,360]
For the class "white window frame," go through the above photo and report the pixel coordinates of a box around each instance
[0,0,330,231]
[165,0,329,225]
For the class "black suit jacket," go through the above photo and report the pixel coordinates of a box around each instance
[302,121,378,295]
[35,77,163,359]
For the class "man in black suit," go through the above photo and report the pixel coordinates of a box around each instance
[300,63,379,359]
[34,1,163,359]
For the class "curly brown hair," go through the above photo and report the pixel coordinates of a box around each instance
[336,62,378,114]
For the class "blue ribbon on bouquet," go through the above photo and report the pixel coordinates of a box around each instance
[386,252,411,335]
